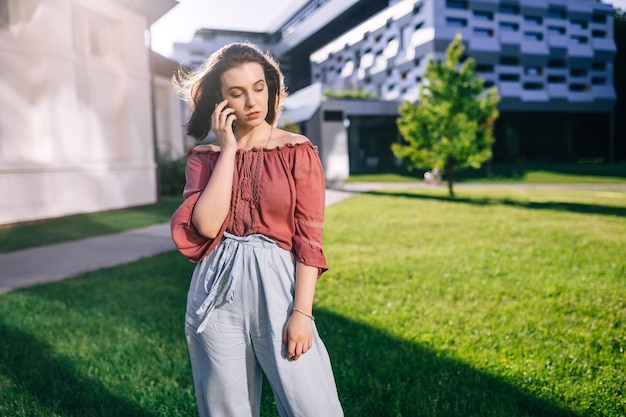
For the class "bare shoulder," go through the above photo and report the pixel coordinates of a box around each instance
[273,129,310,147]
[192,142,220,153]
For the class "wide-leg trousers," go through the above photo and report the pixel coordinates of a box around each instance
[184,232,344,417]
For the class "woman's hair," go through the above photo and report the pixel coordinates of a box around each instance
[173,42,287,140]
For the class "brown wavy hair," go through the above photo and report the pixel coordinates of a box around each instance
[173,42,287,140]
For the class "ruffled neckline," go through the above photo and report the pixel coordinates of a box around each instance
[187,140,314,156]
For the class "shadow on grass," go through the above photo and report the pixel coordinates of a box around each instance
[454,163,626,182]
[363,190,626,218]
[0,252,582,417]
[316,310,580,417]
[0,322,158,417]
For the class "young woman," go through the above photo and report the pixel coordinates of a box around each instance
[170,42,344,417]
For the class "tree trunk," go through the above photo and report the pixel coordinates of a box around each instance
[446,156,455,197]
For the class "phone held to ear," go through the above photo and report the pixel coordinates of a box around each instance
[215,92,229,110]
[215,92,235,130]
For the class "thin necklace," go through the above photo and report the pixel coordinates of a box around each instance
[264,127,273,149]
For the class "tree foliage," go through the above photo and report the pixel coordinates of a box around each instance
[392,34,500,196]
[323,89,377,100]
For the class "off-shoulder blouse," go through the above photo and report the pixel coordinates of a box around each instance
[170,141,328,276]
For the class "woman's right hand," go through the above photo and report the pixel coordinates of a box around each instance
[211,99,237,151]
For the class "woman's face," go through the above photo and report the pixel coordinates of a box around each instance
[219,62,269,129]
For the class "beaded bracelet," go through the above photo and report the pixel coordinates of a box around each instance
[292,307,315,321]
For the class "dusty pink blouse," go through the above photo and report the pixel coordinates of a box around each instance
[170,141,328,276]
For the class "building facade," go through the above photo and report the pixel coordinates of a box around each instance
[171,0,619,179]
[0,0,181,225]
[308,0,617,166]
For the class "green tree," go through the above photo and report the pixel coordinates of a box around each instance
[392,34,500,196]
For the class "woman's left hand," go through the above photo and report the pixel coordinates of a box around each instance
[283,312,313,361]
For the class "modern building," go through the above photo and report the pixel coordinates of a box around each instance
[173,0,391,91]
[172,0,619,180]
[0,0,184,225]
[306,0,617,169]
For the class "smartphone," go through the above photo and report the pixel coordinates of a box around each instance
[215,92,235,130]
[215,92,229,110]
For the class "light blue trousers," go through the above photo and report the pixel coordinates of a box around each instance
[185,233,344,417]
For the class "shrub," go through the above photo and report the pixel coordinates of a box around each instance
[158,154,186,197]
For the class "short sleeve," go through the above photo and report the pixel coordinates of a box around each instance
[170,151,225,262]
[292,143,329,277]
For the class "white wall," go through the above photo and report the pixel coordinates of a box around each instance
[0,0,158,225]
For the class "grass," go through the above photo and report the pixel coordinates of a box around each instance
[0,197,181,253]
[0,186,624,416]
[2,164,624,254]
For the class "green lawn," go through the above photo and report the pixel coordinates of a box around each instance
[0,197,182,253]
[0,186,624,416]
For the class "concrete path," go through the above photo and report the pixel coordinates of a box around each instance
[0,188,360,294]
[1,182,624,294]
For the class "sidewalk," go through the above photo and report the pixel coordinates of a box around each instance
[0,188,360,294]
[2,181,623,294]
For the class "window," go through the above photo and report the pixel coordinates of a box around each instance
[384,37,399,58]
[571,20,588,30]
[473,11,493,21]
[360,50,374,68]
[500,21,519,31]
[500,4,519,15]
[547,7,566,19]
[548,75,566,83]
[524,66,543,76]
[500,56,520,65]
[415,21,425,30]
[592,14,607,24]
[592,77,606,85]
[570,68,587,77]
[524,15,543,25]
[548,26,565,35]
[592,61,606,70]
[473,28,493,37]
[446,1,468,10]
[523,82,543,90]
[569,84,588,92]
[73,10,115,58]
[476,64,494,73]
[548,59,566,68]
[571,35,588,44]
[324,111,344,121]
[341,60,354,77]
[0,0,9,29]
[484,80,495,88]
[592,30,607,38]
[524,31,544,41]
[499,73,520,82]
[446,17,467,27]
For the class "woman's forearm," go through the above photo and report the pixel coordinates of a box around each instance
[293,262,318,314]
[191,149,236,238]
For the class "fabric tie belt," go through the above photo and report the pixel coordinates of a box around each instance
[194,232,277,333]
